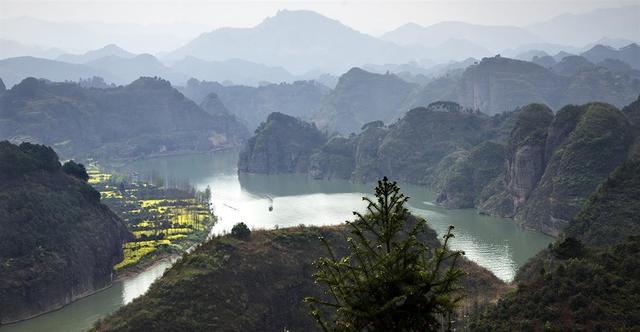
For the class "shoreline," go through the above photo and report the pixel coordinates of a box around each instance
[1,256,180,327]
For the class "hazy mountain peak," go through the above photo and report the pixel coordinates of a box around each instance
[259,9,343,28]
[57,43,135,64]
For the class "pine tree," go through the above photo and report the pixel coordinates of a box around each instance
[305,177,465,331]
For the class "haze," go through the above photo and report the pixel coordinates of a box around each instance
[1,0,638,53]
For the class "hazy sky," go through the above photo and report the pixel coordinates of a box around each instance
[0,0,637,35]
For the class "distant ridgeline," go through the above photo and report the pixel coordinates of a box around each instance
[0,77,249,160]
[177,55,640,135]
[239,96,640,236]
[0,141,130,324]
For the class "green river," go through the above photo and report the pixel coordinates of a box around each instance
[2,150,553,332]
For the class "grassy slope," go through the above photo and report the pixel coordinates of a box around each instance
[94,218,506,331]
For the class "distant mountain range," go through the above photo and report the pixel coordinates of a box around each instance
[2,6,636,76]
[381,21,540,53]
[161,10,413,74]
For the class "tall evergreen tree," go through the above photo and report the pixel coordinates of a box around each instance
[305,177,465,331]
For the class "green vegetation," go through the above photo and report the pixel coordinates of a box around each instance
[0,141,129,324]
[305,178,464,331]
[231,222,251,240]
[314,68,419,134]
[432,141,506,208]
[62,160,89,181]
[238,112,327,174]
[565,160,640,247]
[86,165,215,273]
[182,78,329,130]
[472,160,640,330]
[472,236,640,331]
[516,103,634,235]
[0,77,248,160]
[93,180,505,331]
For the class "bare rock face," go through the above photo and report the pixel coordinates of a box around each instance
[516,103,633,235]
[480,104,553,217]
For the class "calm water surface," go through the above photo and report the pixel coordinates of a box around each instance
[2,149,553,332]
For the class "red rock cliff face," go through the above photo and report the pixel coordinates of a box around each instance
[480,104,553,218]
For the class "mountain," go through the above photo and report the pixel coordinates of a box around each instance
[84,54,188,85]
[565,160,640,247]
[56,44,135,64]
[473,160,640,330]
[551,55,596,76]
[238,112,327,174]
[409,55,640,114]
[382,21,540,53]
[480,103,634,236]
[93,216,505,331]
[0,39,65,60]
[240,98,638,236]
[244,102,511,185]
[0,77,248,160]
[171,56,294,86]
[0,17,211,54]
[527,6,640,46]
[0,141,129,324]
[313,67,419,134]
[580,43,640,69]
[163,10,411,74]
[180,78,330,130]
[0,56,114,87]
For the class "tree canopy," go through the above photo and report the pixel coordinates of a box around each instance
[305,177,465,331]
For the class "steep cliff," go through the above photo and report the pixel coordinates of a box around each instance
[0,142,130,324]
[516,103,633,235]
[479,104,554,217]
[238,112,327,174]
[473,160,640,331]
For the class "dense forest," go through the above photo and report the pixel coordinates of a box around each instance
[0,141,130,323]
[0,77,248,160]
[239,97,639,236]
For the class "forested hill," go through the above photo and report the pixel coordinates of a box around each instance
[0,77,249,160]
[0,141,130,324]
[472,160,640,330]
[238,99,638,236]
[92,215,506,331]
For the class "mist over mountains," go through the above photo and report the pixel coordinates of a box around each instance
[0,5,637,81]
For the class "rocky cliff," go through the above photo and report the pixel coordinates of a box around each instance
[239,99,637,236]
[479,104,554,217]
[473,159,640,331]
[517,103,634,235]
[480,102,634,235]
[238,112,327,174]
[0,142,130,324]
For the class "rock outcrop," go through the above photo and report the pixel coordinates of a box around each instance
[479,104,553,217]
[0,142,130,324]
[516,103,633,235]
[238,112,327,174]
